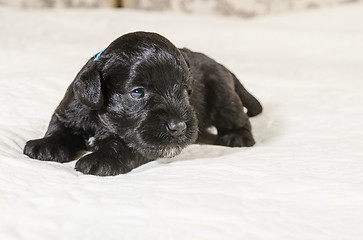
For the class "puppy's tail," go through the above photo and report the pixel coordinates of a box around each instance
[232,73,262,117]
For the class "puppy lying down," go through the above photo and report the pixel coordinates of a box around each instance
[24,31,262,176]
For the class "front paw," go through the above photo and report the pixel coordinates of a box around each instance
[215,128,255,147]
[24,137,72,162]
[75,152,130,176]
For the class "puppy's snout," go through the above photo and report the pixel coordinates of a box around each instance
[167,120,187,136]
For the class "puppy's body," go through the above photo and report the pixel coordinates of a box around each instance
[24,32,262,176]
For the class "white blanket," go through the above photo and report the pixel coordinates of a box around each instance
[1,3,362,239]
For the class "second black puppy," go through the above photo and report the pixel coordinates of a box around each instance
[24,31,262,176]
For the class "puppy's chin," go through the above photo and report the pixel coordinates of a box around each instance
[125,130,198,160]
[133,142,187,159]
[160,146,183,158]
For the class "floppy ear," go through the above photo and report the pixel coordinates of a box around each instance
[73,61,104,110]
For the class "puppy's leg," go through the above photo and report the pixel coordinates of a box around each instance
[213,90,255,148]
[182,49,259,147]
[75,136,148,176]
[24,114,86,163]
[215,120,255,147]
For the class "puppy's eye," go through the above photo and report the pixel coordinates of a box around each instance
[130,88,145,99]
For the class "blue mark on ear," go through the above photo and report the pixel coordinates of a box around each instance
[93,48,106,61]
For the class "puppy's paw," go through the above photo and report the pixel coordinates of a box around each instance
[75,152,130,176]
[24,137,73,162]
[215,128,255,147]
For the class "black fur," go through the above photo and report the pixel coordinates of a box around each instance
[23,31,262,176]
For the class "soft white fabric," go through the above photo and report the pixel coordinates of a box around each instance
[0,3,362,240]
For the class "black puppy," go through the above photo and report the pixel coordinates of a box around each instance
[24,31,262,176]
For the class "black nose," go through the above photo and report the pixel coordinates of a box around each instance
[167,121,187,136]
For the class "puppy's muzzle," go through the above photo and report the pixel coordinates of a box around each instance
[167,120,186,136]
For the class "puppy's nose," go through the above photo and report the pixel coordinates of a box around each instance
[167,121,187,136]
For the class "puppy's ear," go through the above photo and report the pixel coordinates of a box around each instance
[73,61,104,110]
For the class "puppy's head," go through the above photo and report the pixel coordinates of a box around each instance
[73,32,198,159]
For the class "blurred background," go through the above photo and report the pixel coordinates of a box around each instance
[0,0,360,17]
